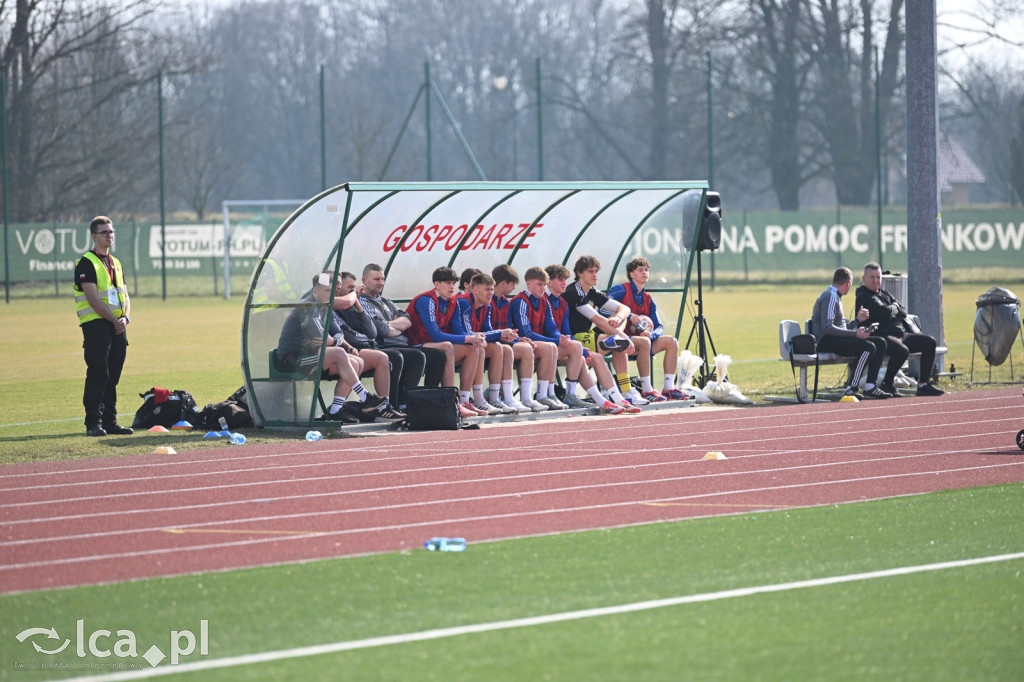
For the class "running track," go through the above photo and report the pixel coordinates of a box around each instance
[2,387,1022,595]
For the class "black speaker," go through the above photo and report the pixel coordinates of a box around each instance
[681,190,722,252]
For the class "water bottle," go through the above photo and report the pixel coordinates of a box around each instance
[218,417,229,431]
[424,537,466,552]
[305,430,322,442]
[229,433,246,445]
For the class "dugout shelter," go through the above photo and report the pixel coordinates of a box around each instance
[242,181,712,426]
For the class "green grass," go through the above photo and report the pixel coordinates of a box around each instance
[2,485,1021,680]
[2,282,1022,464]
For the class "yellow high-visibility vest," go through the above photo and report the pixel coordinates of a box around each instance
[75,251,127,325]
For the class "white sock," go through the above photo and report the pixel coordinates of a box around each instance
[663,373,675,391]
[329,396,346,414]
[459,390,471,403]
[520,378,533,402]
[641,376,654,393]
[502,380,515,403]
[547,383,558,398]
[566,380,578,397]
[352,383,368,400]
[473,384,486,404]
[489,384,501,402]
[609,387,625,403]
[536,380,549,399]
[586,386,605,403]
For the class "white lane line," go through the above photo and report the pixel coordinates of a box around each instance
[1,419,1016,506]
[56,551,1024,681]
[0,439,1016,538]
[3,396,1016,482]
[1,438,1018,535]
[3,461,1022,571]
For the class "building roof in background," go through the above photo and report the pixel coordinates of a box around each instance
[939,129,985,192]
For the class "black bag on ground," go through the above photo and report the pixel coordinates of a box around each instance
[132,387,202,429]
[403,387,462,430]
[198,399,253,430]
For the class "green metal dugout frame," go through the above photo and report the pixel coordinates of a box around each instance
[241,181,709,427]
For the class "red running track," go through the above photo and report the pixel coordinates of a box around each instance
[2,387,1022,594]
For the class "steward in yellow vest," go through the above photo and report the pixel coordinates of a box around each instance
[73,216,134,437]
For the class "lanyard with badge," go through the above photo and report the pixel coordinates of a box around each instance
[94,249,121,309]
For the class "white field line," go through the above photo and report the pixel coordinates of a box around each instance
[1,395,1017,481]
[0,425,1007,520]
[55,550,1024,682]
[1,410,1017,502]
[3,460,1022,572]
[3,441,1008,543]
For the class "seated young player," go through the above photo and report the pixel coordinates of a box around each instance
[406,266,488,417]
[563,255,653,407]
[607,256,686,400]
[455,272,537,414]
[544,264,637,412]
[512,266,635,415]
[492,263,548,412]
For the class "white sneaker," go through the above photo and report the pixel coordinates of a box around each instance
[472,400,502,415]
[536,396,566,410]
[624,390,650,406]
[562,393,588,408]
[522,397,549,412]
[491,401,518,414]
[503,399,532,414]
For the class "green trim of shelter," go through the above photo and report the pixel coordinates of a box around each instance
[242,181,710,427]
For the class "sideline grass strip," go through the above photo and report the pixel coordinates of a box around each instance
[52,551,1024,681]
[2,484,1021,681]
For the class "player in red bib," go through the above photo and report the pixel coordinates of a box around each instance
[607,256,686,401]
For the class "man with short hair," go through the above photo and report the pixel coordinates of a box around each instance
[407,266,487,417]
[607,256,685,401]
[811,267,891,399]
[359,263,447,394]
[491,263,545,408]
[855,262,945,397]
[563,255,652,407]
[74,216,134,436]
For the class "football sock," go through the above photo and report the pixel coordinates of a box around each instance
[615,372,631,395]
[586,386,605,403]
[502,380,515,403]
[566,380,579,397]
[609,387,625,404]
[641,375,654,393]
[663,373,676,391]
[352,383,368,400]
[489,383,501,402]
[536,380,549,399]
[473,384,486,404]
[520,378,533,402]
[329,396,346,414]
[459,390,471,404]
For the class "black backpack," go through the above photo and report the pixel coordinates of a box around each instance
[393,387,478,431]
[131,388,202,429]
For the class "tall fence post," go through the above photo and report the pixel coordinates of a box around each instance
[2,73,8,304]
[158,70,167,301]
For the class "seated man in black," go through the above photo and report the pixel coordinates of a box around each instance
[855,262,945,397]
[811,266,891,399]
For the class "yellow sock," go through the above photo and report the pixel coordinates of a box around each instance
[616,372,631,394]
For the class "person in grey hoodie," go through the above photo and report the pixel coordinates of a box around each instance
[811,267,892,399]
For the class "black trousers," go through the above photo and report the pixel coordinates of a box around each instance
[82,319,128,428]
[880,333,937,383]
[379,346,447,407]
[817,335,885,389]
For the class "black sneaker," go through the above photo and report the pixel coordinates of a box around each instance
[842,387,862,400]
[377,403,406,420]
[916,383,945,397]
[360,394,387,412]
[86,426,107,437]
[863,386,892,399]
[879,383,901,397]
[103,424,135,435]
[319,410,359,424]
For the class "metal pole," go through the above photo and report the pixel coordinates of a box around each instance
[906,0,944,354]
[425,62,432,181]
[875,47,884,269]
[707,52,715,290]
[1,74,8,304]
[320,64,326,191]
[158,70,167,301]
[536,57,544,180]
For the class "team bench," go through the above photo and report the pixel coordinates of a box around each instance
[772,319,947,403]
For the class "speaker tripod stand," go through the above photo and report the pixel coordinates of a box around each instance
[684,251,718,387]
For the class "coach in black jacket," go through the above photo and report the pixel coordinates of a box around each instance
[854,262,945,397]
